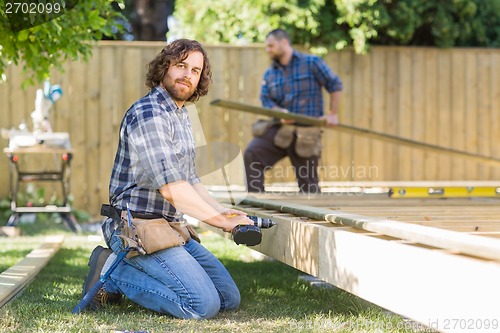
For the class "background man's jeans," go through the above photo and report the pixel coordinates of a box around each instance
[104,233,240,319]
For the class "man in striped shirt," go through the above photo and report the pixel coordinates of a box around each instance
[81,39,253,319]
[244,29,343,193]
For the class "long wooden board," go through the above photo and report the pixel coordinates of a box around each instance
[210,99,500,167]
[0,235,65,308]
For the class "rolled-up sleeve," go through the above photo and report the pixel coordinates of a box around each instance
[260,70,276,108]
[314,57,343,93]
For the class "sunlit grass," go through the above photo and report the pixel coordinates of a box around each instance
[0,227,433,332]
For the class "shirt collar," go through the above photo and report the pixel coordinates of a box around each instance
[152,85,184,112]
[272,49,300,69]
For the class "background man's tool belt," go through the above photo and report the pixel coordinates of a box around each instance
[101,204,200,258]
[272,125,323,157]
[295,126,322,158]
[251,119,275,137]
[273,124,295,148]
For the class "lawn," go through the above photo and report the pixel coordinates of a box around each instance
[0,218,433,333]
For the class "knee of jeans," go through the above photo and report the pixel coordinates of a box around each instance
[222,289,241,311]
[189,293,221,320]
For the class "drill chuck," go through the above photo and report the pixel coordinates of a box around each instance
[247,215,276,228]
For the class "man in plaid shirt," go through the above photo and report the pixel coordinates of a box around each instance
[244,29,343,193]
[80,39,253,319]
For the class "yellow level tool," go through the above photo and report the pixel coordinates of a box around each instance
[389,186,500,198]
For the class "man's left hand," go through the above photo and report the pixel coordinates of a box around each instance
[321,113,339,126]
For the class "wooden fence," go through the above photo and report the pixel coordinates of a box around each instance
[1,42,499,216]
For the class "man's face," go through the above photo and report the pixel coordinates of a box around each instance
[162,51,204,105]
[265,35,284,61]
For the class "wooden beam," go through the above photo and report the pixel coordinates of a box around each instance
[0,235,64,308]
[239,197,500,261]
[210,99,500,167]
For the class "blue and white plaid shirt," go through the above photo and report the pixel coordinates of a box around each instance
[260,50,343,117]
[102,86,200,243]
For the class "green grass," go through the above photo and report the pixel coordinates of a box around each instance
[0,221,434,333]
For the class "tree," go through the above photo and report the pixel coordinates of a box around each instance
[0,0,125,87]
[125,0,175,41]
[171,0,500,54]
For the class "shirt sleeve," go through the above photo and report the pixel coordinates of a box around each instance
[313,57,343,93]
[128,111,188,189]
[260,69,276,108]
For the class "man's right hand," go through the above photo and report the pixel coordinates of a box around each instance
[222,214,254,233]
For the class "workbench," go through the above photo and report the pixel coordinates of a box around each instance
[3,146,81,233]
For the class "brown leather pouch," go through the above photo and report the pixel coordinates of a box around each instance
[273,125,295,148]
[295,126,322,158]
[251,119,274,137]
[119,211,197,257]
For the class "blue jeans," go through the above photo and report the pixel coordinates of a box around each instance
[103,233,241,319]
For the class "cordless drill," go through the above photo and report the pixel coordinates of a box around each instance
[231,215,276,246]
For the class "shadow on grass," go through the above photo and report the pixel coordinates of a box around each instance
[6,247,367,321]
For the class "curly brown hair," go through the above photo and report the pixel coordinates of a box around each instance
[145,39,212,102]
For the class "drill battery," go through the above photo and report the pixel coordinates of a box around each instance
[232,216,276,246]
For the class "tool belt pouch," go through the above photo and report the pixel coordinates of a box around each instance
[120,216,186,258]
[273,125,295,148]
[295,126,322,158]
[251,119,274,137]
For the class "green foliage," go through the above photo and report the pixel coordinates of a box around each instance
[0,0,126,87]
[172,0,500,54]
[0,184,91,227]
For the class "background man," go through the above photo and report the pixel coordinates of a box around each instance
[244,29,343,193]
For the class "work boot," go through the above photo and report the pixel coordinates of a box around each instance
[82,245,122,311]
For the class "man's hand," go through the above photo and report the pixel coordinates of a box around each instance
[272,106,296,124]
[221,214,254,233]
[221,208,247,217]
[321,113,339,126]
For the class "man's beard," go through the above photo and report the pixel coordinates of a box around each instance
[163,75,196,103]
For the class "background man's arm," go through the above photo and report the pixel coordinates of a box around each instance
[322,91,341,126]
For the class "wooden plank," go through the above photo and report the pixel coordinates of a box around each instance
[123,47,143,112]
[424,49,439,179]
[68,59,87,209]
[451,50,466,179]
[210,99,500,167]
[322,51,343,180]
[477,51,492,179]
[370,49,386,180]
[84,48,101,213]
[0,235,64,307]
[99,46,116,207]
[492,51,500,179]
[411,50,425,179]
[352,53,371,181]
[385,49,399,180]
[338,50,354,180]
[464,51,479,179]
[0,66,12,194]
[398,48,412,179]
[437,50,452,179]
